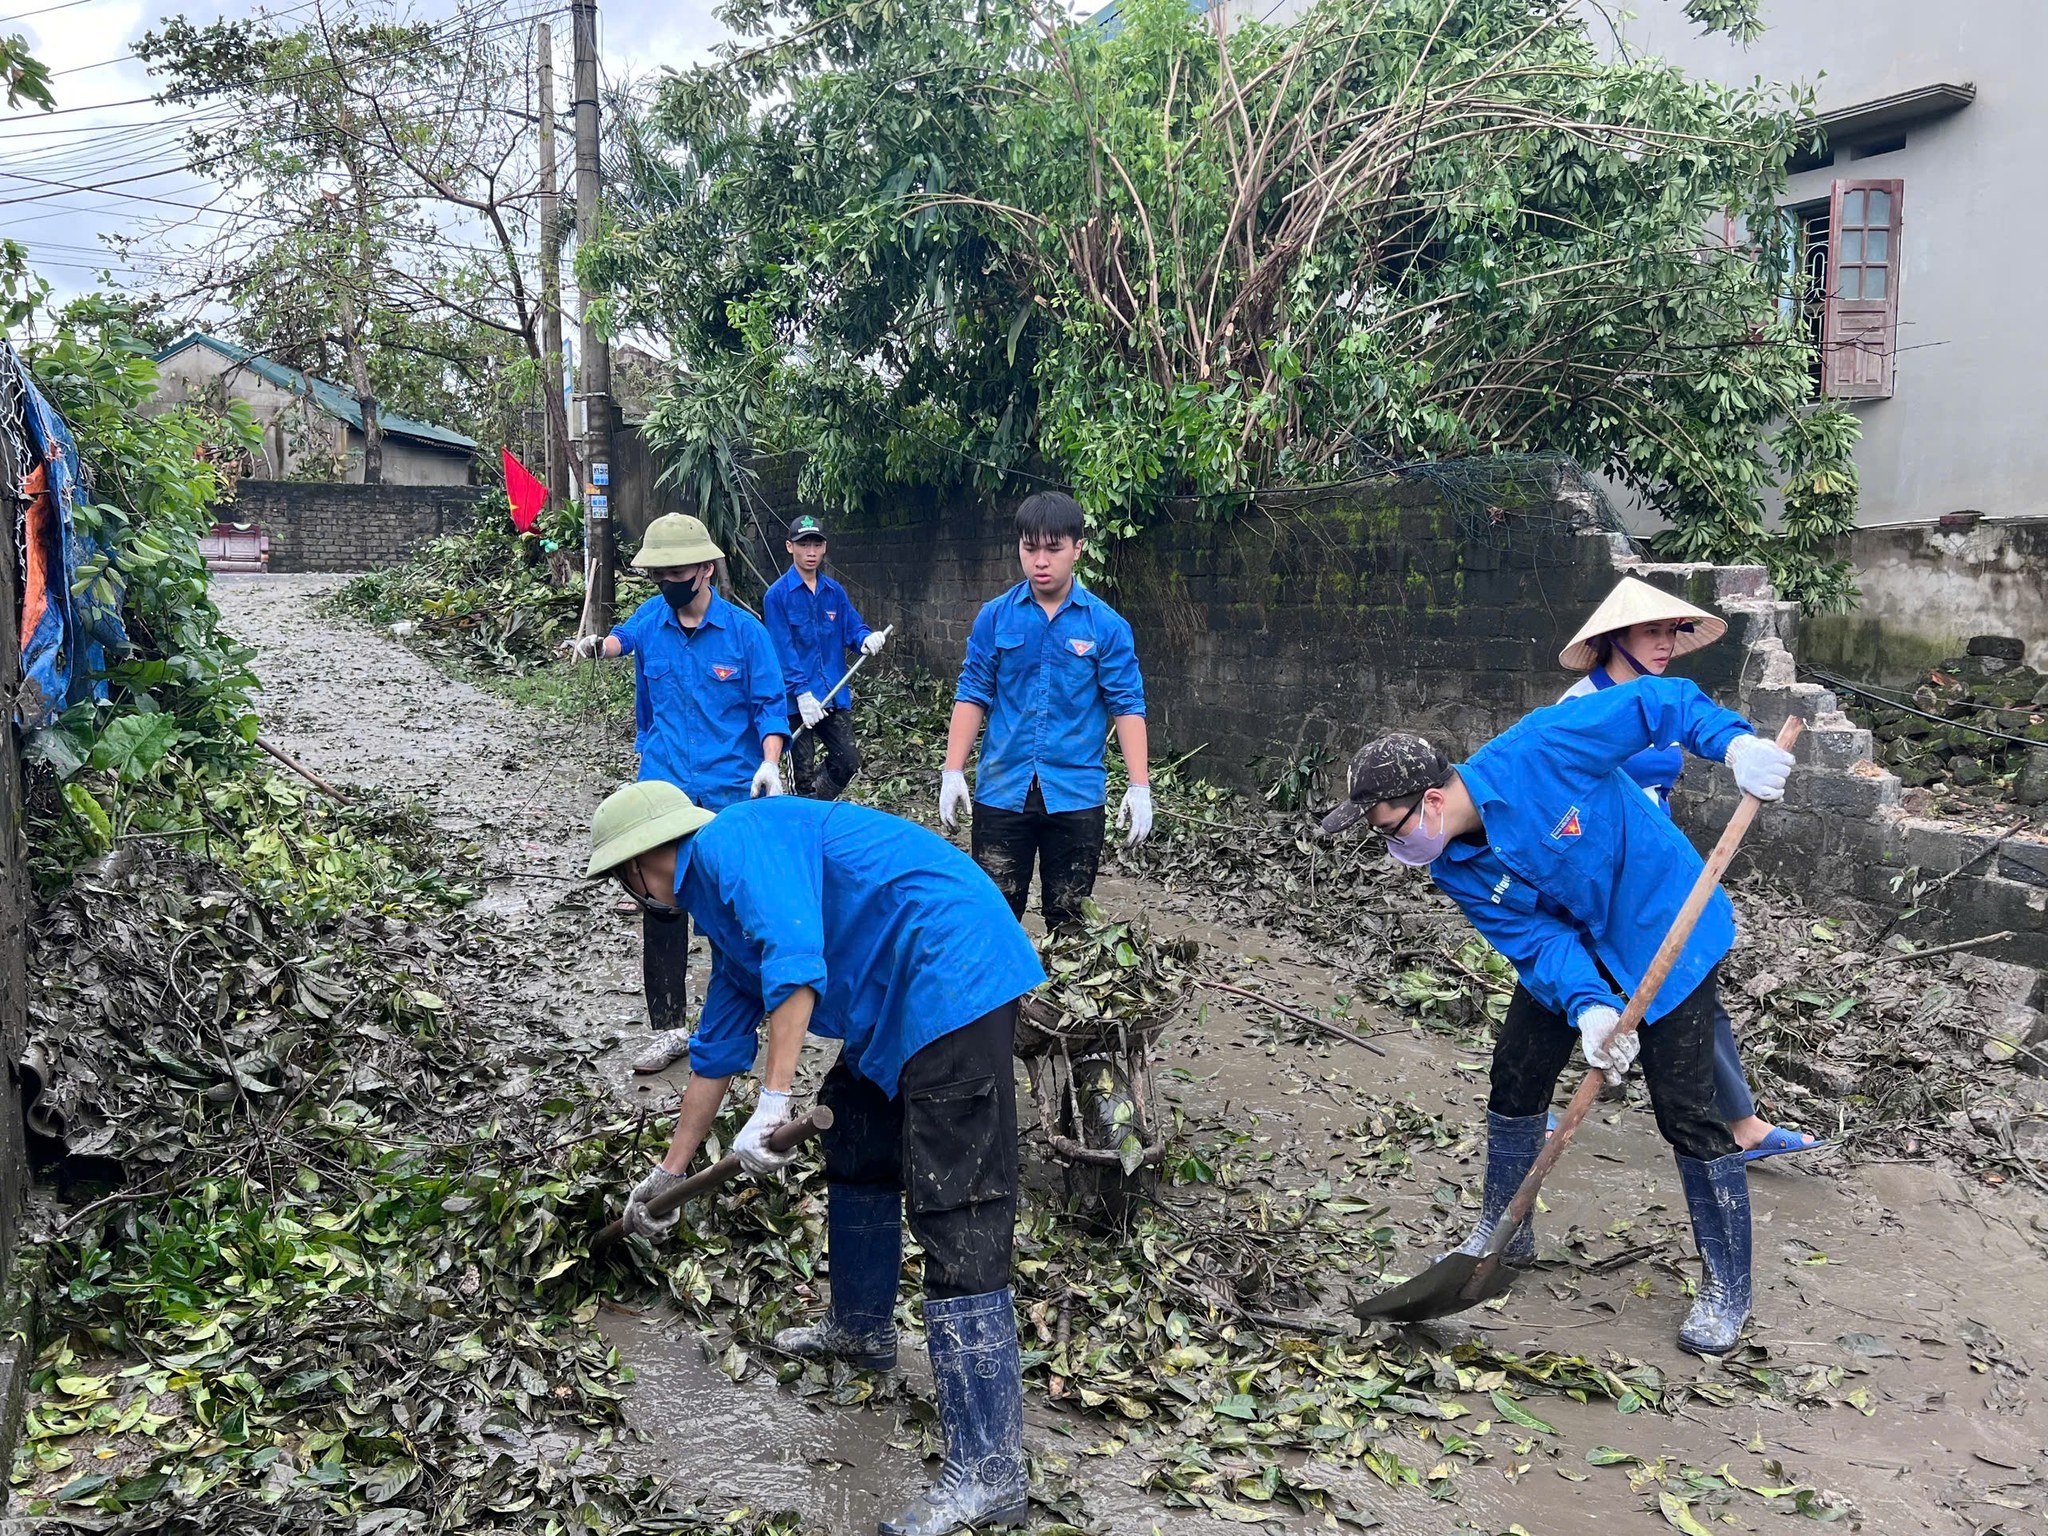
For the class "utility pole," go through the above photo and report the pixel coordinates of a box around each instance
[537,22,572,513]
[571,0,614,631]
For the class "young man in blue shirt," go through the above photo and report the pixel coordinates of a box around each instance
[762,513,888,800]
[939,492,1153,929]
[1318,679,1796,1355]
[560,513,790,1074]
[585,782,1046,1536]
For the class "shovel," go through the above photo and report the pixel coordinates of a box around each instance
[1353,715,1804,1325]
[588,1104,835,1258]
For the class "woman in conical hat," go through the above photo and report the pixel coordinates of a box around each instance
[1558,576,1826,1165]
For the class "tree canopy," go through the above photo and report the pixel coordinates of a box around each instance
[588,0,1859,606]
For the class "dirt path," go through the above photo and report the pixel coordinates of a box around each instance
[218,575,2048,1536]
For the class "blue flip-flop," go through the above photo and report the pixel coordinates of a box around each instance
[1743,1126,1830,1163]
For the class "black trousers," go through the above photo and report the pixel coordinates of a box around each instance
[642,909,693,1033]
[819,1003,1019,1299]
[1489,972,1738,1163]
[970,781,1105,930]
[790,708,860,800]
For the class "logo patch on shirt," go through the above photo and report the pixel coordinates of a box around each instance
[711,665,737,681]
[1067,638,1095,657]
[1490,874,1512,904]
[1549,807,1583,841]
[825,609,837,621]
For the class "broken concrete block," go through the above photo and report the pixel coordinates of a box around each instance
[1982,1006,2047,1074]
[1968,634,2026,662]
[1953,953,2045,1013]
[2017,746,2048,807]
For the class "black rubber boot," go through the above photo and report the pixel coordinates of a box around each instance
[876,1289,1027,1536]
[1676,1151,1752,1355]
[1452,1110,1545,1266]
[773,1184,901,1371]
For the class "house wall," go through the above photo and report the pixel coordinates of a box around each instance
[153,347,472,487]
[229,482,489,573]
[1623,0,2048,528]
[1803,515,2048,684]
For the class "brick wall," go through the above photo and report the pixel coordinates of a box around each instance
[764,454,2048,974]
[228,482,490,573]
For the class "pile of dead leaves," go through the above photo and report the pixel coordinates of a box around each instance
[13,830,801,1536]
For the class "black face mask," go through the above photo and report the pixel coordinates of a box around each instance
[657,575,701,613]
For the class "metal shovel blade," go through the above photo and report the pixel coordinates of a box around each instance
[1351,1249,1519,1324]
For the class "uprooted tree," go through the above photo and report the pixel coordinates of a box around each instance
[586,0,1861,607]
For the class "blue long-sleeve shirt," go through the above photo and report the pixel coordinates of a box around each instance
[955,581,1146,813]
[1559,668,1683,803]
[674,799,1047,1096]
[1431,677,1753,1030]
[612,592,788,811]
[763,568,874,713]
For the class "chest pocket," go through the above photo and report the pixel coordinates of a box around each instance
[990,629,1033,694]
[1050,631,1102,708]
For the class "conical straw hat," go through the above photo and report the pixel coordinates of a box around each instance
[1559,576,1726,671]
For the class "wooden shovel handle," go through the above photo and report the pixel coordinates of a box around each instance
[1474,715,1803,1268]
[589,1104,835,1255]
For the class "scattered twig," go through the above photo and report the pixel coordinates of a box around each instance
[1871,931,2014,965]
[257,734,351,801]
[1197,977,1388,1056]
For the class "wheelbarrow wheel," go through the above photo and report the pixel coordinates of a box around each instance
[1064,1054,1158,1231]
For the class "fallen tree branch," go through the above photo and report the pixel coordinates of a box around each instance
[1871,931,2015,966]
[1198,977,1388,1057]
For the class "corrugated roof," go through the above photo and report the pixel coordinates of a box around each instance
[153,331,478,453]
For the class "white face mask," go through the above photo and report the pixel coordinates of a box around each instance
[1385,800,1451,867]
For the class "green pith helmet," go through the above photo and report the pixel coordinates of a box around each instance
[585,781,714,878]
[631,513,724,570]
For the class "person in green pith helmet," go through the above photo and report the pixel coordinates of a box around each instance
[558,513,789,1074]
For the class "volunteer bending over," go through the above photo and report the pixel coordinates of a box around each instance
[1319,680,1795,1354]
[585,785,1044,1536]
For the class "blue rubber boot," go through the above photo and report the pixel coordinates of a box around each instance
[1451,1111,1546,1267]
[774,1184,901,1371]
[877,1289,1028,1536]
[1676,1151,1753,1356]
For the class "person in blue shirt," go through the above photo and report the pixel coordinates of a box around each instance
[584,782,1046,1536]
[762,513,889,800]
[940,491,1153,929]
[1558,577,1824,1165]
[559,513,790,1075]
[1317,679,1796,1355]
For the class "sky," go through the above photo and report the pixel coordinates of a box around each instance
[0,0,731,309]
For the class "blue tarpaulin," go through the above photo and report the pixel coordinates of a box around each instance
[11,348,125,732]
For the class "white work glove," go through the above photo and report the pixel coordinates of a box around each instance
[939,769,970,829]
[1724,733,1795,801]
[623,1164,688,1240]
[751,759,785,798]
[733,1089,795,1176]
[559,633,605,661]
[796,692,827,729]
[1576,1005,1639,1087]
[1117,784,1154,846]
[860,627,890,657]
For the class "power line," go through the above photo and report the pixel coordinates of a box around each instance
[0,0,94,24]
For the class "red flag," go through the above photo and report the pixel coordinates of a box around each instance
[502,448,547,533]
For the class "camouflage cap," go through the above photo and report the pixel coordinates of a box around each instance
[1318,733,1451,837]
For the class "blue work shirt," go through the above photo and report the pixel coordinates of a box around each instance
[611,592,788,811]
[1430,677,1753,1030]
[1560,668,1683,804]
[762,567,874,713]
[955,580,1146,813]
[674,799,1047,1096]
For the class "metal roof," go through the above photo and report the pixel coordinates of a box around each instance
[153,331,478,454]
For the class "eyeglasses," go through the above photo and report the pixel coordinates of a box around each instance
[1369,794,1426,840]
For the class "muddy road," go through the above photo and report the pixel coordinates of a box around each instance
[219,574,2048,1536]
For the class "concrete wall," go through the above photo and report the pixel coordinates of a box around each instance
[226,482,489,574]
[1804,516,2048,684]
[786,457,2048,968]
[1623,0,2048,528]
[154,348,472,487]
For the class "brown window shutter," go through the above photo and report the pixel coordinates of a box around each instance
[1822,178,1903,400]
